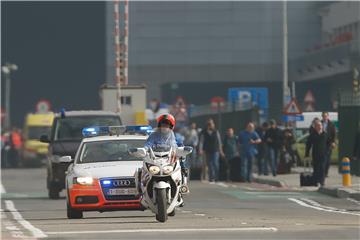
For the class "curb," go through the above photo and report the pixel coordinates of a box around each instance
[252,176,287,188]
[318,187,360,201]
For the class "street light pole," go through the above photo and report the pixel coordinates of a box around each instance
[2,63,18,130]
[283,1,290,107]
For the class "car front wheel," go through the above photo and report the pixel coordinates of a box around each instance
[67,203,83,219]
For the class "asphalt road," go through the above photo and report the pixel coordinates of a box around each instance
[1,168,359,240]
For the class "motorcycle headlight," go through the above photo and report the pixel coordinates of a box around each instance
[75,177,94,185]
[163,165,174,175]
[148,166,161,175]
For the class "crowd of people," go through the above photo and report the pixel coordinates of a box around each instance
[178,112,338,187]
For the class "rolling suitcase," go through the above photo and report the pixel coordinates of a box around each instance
[300,157,316,186]
[230,157,242,182]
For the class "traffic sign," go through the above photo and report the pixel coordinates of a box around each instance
[304,90,315,103]
[282,114,304,122]
[283,98,302,115]
[36,100,51,113]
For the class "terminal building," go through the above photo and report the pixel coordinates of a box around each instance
[105,1,359,118]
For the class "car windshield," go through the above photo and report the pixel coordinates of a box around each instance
[54,116,121,141]
[78,140,145,163]
[28,126,52,140]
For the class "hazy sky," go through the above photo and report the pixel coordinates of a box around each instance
[2,1,106,127]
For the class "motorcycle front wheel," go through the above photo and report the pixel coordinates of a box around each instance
[155,188,168,222]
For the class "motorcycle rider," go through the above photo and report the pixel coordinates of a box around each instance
[145,113,178,152]
[144,113,189,195]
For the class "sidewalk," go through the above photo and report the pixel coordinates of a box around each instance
[252,165,360,200]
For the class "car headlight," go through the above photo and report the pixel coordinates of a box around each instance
[148,166,160,175]
[163,165,174,175]
[75,177,94,185]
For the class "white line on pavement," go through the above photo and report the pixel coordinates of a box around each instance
[216,182,229,188]
[288,198,360,216]
[194,213,206,216]
[347,198,360,205]
[5,200,48,238]
[46,227,278,235]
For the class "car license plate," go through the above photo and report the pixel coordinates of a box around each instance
[106,188,137,195]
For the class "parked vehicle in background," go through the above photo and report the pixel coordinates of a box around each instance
[20,112,54,167]
[294,112,338,137]
[40,110,122,199]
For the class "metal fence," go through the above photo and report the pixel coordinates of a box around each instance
[338,91,360,176]
[339,91,360,106]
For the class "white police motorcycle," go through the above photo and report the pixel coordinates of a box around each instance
[130,146,192,222]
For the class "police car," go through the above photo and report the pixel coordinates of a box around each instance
[63,125,152,219]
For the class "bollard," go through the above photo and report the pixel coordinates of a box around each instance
[342,157,352,187]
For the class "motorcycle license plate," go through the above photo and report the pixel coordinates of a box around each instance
[106,188,137,195]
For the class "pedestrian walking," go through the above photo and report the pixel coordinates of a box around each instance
[255,122,269,175]
[305,120,329,187]
[264,119,283,176]
[184,122,200,169]
[199,119,224,183]
[282,127,297,171]
[321,112,336,177]
[222,128,238,181]
[309,117,320,135]
[238,122,261,182]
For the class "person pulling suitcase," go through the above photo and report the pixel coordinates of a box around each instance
[305,120,329,187]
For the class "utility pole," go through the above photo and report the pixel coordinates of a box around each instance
[114,0,122,113]
[283,1,290,107]
[1,63,18,130]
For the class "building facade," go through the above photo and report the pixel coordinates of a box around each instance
[105,1,358,116]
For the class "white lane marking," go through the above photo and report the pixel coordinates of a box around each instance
[5,200,47,238]
[46,227,278,235]
[288,198,360,216]
[216,182,229,188]
[3,215,28,239]
[194,213,205,216]
[1,182,6,193]
[347,198,360,205]
[181,210,192,213]
[295,223,305,226]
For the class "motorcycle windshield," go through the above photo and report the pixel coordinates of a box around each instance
[152,145,171,152]
[149,146,173,165]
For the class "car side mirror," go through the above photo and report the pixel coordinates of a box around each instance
[176,146,193,158]
[59,156,73,163]
[129,148,147,158]
[40,135,50,143]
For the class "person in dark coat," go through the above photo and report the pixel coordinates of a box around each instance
[305,120,329,187]
[199,119,225,183]
[264,119,283,176]
[321,112,336,177]
[255,122,269,175]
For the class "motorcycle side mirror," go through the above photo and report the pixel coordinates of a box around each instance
[176,146,193,158]
[59,156,73,163]
[129,148,147,158]
[40,135,50,143]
